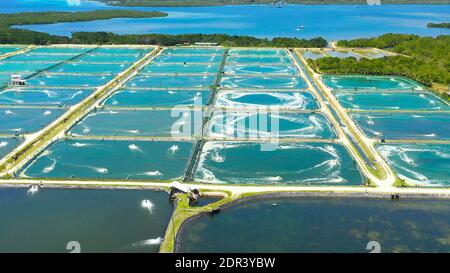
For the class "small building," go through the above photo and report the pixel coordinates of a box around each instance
[194,42,218,47]
[10,74,27,86]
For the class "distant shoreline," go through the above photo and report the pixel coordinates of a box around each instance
[95,0,450,8]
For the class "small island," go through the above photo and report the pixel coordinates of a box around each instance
[427,22,450,29]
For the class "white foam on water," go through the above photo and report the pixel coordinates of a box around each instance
[4,110,14,115]
[42,159,56,173]
[27,185,39,195]
[71,142,90,147]
[128,144,143,153]
[141,199,154,213]
[169,145,179,154]
[132,237,162,247]
[144,171,162,176]
[423,133,437,137]
[0,141,8,148]
[43,110,52,116]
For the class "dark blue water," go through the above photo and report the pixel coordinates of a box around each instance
[0,187,173,253]
[3,1,450,39]
[179,197,450,253]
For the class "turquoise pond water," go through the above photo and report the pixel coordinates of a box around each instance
[195,142,361,185]
[5,54,76,63]
[8,2,450,40]
[0,137,21,159]
[227,55,292,64]
[351,113,450,140]
[0,46,21,55]
[104,89,210,107]
[49,62,129,74]
[228,49,288,56]
[28,74,114,87]
[0,87,93,106]
[215,91,318,110]
[92,47,152,55]
[221,75,307,89]
[209,112,335,139]
[323,75,423,91]
[0,61,59,73]
[75,54,141,63]
[336,91,450,111]
[178,198,450,253]
[21,139,193,180]
[224,64,298,76]
[154,54,222,64]
[29,47,93,54]
[0,108,64,134]
[143,63,220,74]
[70,109,201,138]
[127,75,216,89]
[164,47,224,55]
[377,144,450,187]
[0,188,172,253]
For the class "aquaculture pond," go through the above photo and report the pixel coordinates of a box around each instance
[0,187,172,253]
[323,75,423,91]
[0,61,59,74]
[0,87,93,106]
[224,64,298,76]
[377,143,450,187]
[0,46,22,55]
[209,112,335,139]
[27,74,114,88]
[163,48,224,55]
[127,75,216,89]
[227,55,292,64]
[215,91,318,110]
[0,107,64,134]
[178,197,450,253]
[49,62,129,74]
[228,49,288,56]
[104,89,210,107]
[0,137,21,159]
[70,109,201,137]
[221,75,307,89]
[195,142,361,185]
[336,91,449,111]
[154,54,222,64]
[143,63,220,74]
[351,113,450,140]
[21,139,193,180]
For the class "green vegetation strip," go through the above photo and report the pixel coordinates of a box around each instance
[309,34,450,98]
[427,22,450,29]
[160,190,234,253]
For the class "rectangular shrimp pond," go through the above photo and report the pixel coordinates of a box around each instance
[20,139,194,181]
[0,187,172,253]
[194,142,362,185]
[178,197,450,253]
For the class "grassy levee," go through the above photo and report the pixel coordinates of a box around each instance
[0,47,161,177]
[293,49,392,185]
[160,191,233,253]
